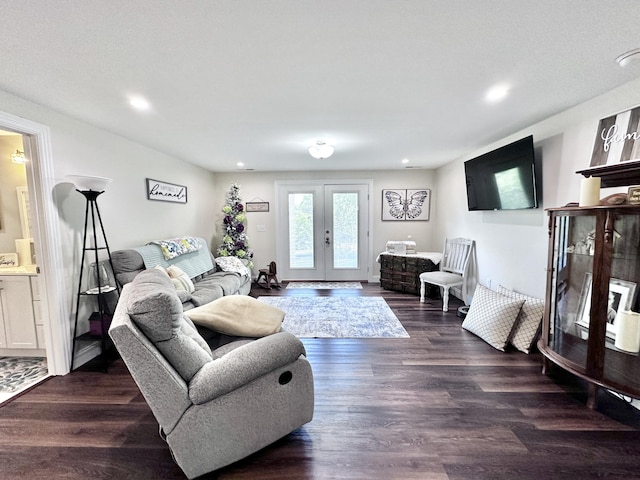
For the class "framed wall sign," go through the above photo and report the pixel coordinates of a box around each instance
[589,105,640,168]
[382,189,430,221]
[0,253,19,268]
[146,178,188,204]
[246,201,269,212]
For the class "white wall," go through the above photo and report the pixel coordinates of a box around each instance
[0,89,218,371]
[434,77,640,299]
[213,169,436,279]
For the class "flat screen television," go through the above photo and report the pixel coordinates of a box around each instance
[464,135,538,211]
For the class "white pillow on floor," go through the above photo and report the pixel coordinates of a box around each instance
[462,284,524,351]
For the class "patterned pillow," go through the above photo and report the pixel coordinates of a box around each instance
[152,237,201,260]
[215,256,251,277]
[497,285,544,354]
[462,284,525,351]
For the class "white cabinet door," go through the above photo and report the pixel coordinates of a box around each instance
[0,295,6,349]
[0,276,37,349]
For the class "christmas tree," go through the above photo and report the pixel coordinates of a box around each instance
[216,183,254,268]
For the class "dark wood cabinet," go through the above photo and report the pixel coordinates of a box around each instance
[379,253,437,296]
[539,205,640,408]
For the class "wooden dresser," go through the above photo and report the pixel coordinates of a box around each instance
[378,252,440,296]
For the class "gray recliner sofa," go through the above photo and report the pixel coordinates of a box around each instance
[109,269,314,479]
[111,237,251,311]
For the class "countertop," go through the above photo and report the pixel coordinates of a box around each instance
[0,265,39,276]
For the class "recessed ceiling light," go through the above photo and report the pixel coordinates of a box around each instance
[401,158,410,164]
[128,95,150,111]
[616,48,640,67]
[237,162,244,168]
[485,84,510,103]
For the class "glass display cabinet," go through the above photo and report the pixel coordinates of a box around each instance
[539,205,640,408]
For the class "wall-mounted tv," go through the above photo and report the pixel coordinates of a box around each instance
[464,135,538,211]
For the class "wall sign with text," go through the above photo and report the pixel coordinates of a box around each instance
[146,178,188,204]
[589,105,640,168]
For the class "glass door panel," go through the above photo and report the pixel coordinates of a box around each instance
[549,214,596,371]
[603,213,640,391]
[331,192,359,269]
[288,193,315,269]
[323,184,368,281]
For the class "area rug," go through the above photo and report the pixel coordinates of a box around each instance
[286,281,362,289]
[0,356,48,393]
[257,296,409,338]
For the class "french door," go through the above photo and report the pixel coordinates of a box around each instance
[276,181,370,281]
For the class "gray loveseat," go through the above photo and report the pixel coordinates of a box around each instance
[111,237,251,311]
[109,269,315,479]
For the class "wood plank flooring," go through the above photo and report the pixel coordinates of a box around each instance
[2,283,640,479]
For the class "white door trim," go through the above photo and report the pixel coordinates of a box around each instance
[0,111,70,375]
[274,179,374,282]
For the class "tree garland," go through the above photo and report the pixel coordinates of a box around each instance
[216,183,254,268]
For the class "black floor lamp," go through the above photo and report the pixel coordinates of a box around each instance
[68,175,119,371]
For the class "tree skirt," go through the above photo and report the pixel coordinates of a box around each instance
[257,296,409,338]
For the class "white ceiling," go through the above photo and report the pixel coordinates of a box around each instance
[2,1,640,172]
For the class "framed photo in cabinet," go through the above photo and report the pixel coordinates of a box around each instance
[576,273,637,339]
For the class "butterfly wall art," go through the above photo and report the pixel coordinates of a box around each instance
[382,189,431,221]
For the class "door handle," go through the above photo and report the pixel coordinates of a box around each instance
[325,236,331,245]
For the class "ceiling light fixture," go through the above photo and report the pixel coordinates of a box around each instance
[308,140,335,159]
[11,150,25,164]
[616,48,640,67]
[485,84,510,103]
[129,95,151,111]
[401,158,410,164]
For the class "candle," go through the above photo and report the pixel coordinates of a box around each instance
[579,177,601,207]
[615,311,640,353]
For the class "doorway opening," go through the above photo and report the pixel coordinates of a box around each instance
[275,180,372,282]
[0,110,69,379]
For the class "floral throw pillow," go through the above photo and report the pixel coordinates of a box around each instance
[215,256,251,277]
[152,237,201,260]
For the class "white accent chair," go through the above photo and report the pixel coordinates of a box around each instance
[419,238,475,311]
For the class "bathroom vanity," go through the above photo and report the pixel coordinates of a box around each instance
[0,265,45,356]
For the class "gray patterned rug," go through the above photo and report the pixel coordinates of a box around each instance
[257,296,409,338]
[286,281,362,289]
[0,356,48,392]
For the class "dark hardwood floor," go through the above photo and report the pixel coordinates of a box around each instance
[2,282,640,479]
